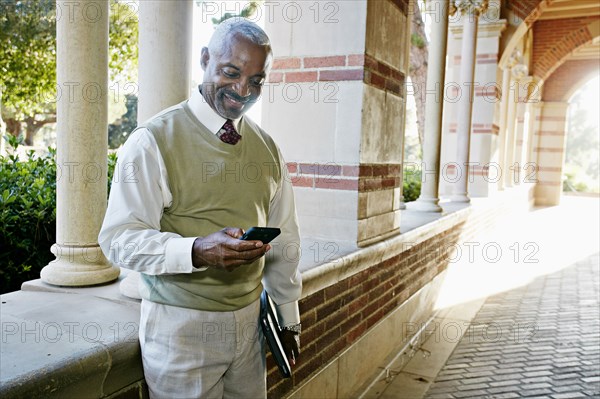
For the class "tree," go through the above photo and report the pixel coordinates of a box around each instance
[210,1,261,25]
[564,87,600,193]
[0,0,56,145]
[108,0,138,84]
[108,94,137,149]
[409,0,429,148]
[0,0,138,146]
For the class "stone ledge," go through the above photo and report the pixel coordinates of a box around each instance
[20,269,139,305]
[0,289,143,399]
[301,202,473,299]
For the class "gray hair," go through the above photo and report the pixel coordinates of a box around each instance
[208,18,271,56]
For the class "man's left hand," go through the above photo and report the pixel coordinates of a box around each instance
[280,329,300,367]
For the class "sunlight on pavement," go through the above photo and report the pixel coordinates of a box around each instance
[434,196,600,310]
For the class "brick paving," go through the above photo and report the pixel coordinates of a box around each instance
[424,252,600,399]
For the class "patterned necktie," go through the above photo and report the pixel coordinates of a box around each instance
[217,119,242,145]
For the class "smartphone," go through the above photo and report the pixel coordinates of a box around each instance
[240,227,281,244]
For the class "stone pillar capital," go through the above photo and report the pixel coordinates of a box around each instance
[451,18,506,38]
[451,0,489,17]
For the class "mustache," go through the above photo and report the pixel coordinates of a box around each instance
[222,90,252,104]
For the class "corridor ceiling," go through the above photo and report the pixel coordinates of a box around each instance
[538,0,600,21]
[539,0,600,62]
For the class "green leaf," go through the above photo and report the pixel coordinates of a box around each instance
[2,0,138,137]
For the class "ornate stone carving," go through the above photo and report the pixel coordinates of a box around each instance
[507,49,523,68]
[450,0,489,16]
[512,63,529,80]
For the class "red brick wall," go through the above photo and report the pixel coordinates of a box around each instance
[268,52,406,98]
[266,0,408,98]
[285,162,403,193]
[532,17,598,81]
[268,55,364,84]
[267,222,467,397]
[542,59,599,102]
[363,54,406,97]
[262,189,526,398]
[358,163,402,192]
[505,0,543,22]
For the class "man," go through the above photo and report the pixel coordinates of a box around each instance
[99,18,302,399]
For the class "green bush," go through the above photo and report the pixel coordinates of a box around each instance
[0,136,117,294]
[402,167,422,203]
[562,166,598,194]
[0,135,56,293]
[108,94,138,149]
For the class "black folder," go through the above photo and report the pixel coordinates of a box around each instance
[260,290,292,378]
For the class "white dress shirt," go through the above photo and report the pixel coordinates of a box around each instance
[99,88,301,326]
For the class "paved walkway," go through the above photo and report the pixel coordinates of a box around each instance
[360,196,600,399]
[424,252,600,399]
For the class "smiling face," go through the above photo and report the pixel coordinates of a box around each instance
[200,33,272,120]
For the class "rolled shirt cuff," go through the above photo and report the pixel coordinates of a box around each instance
[165,237,208,273]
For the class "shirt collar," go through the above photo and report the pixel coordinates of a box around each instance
[188,87,241,134]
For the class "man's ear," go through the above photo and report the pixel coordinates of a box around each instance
[200,47,209,71]
[264,51,274,75]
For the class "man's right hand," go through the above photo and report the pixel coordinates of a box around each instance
[192,227,270,272]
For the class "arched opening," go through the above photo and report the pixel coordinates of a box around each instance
[563,76,600,195]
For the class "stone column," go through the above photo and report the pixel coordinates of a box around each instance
[503,77,518,187]
[440,7,505,199]
[137,0,193,121]
[497,50,520,190]
[533,101,569,206]
[261,0,411,247]
[527,100,543,167]
[514,76,534,184]
[496,66,511,190]
[120,0,193,298]
[520,99,542,199]
[41,0,120,286]
[450,1,488,202]
[408,0,450,212]
[504,63,528,187]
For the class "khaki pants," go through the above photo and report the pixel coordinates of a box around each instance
[139,299,266,399]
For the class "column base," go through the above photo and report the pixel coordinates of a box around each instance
[406,196,443,212]
[450,193,471,203]
[41,244,120,286]
[119,271,142,299]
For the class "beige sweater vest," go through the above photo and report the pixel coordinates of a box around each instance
[139,100,282,311]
